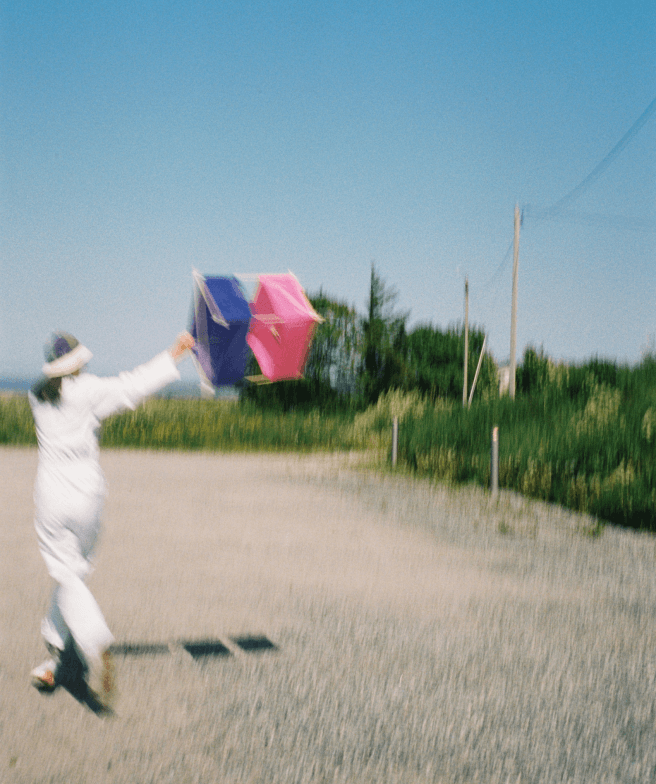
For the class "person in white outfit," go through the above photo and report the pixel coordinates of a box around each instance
[29,330,195,707]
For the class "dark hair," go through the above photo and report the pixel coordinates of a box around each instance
[32,376,63,405]
[33,332,81,405]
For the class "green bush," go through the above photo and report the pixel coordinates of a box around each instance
[399,353,656,530]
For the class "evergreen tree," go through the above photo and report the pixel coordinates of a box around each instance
[305,291,361,398]
[360,264,409,404]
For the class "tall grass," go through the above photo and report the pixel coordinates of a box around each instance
[0,394,36,445]
[100,399,362,452]
[0,395,365,453]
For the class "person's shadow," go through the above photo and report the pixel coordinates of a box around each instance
[48,641,113,717]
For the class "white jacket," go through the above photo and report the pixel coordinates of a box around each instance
[29,351,180,514]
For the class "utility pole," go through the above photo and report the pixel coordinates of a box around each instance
[509,204,520,399]
[463,276,469,406]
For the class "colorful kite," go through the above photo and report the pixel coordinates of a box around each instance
[189,270,322,389]
[246,273,323,382]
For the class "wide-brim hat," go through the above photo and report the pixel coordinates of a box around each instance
[42,333,93,378]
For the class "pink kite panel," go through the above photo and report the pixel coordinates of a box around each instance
[246,274,322,382]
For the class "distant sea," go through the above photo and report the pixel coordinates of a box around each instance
[0,378,32,394]
[0,378,238,400]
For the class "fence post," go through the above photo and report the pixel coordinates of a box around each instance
[490,426,499,497]
[392,416,398,468]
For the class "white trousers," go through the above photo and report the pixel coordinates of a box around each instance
[35,490,114,669]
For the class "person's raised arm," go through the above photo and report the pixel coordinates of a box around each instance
[89,332,196,421]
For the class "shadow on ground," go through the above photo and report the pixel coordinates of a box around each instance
[36,635,277,717]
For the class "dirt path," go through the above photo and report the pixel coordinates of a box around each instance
[2,447,655,783]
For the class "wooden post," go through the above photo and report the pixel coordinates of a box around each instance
[509,205,520,399]
[392,416,398,468]
[490,426,499,496]
[468,335,487,407]
[463,276,469,407]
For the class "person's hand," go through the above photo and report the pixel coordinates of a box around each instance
[170,332,195,361]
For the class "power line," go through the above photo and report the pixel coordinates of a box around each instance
[529,95,656,220]
[476,206,526,292]
[467,236,513,344]
[525,208,655,233]
[479,238,514,290]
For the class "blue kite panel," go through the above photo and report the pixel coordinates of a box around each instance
[204,277,252,324]
[190,276,252,386]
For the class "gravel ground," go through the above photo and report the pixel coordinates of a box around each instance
[2,446,655,784]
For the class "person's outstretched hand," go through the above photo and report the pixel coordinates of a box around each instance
[170,331,195,361]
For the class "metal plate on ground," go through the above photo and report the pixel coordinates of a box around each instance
[232,635,277,652]
[182,640,231,659]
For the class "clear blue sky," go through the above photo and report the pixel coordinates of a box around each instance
[1,0,654,380]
